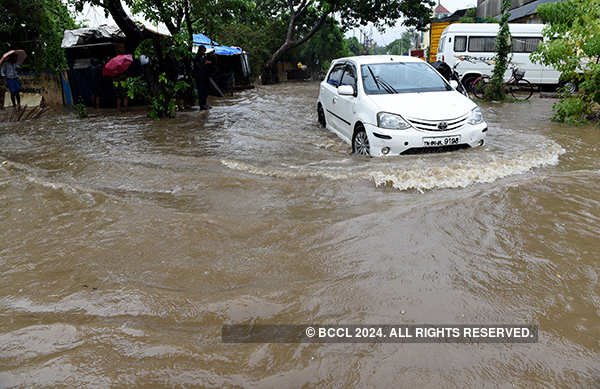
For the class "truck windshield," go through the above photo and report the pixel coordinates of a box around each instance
[361,62,452,95]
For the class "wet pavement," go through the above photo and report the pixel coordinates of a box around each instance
[0,82,598,387]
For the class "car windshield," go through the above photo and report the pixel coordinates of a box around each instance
[361,62,452,94]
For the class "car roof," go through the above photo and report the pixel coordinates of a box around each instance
[333,55,425,66]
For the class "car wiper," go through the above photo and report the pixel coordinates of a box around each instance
[377,78,398,94]
[366,65,383,92]
[366,65,396,94]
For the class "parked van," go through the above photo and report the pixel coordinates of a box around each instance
[436,23,561,88]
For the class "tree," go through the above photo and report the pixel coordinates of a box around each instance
[531,0,600,124]
[386,38,410,55]
[0,0,77,72]
[459,8,477,23]
[214,19,287,76]
[486,0,511,100]
[262,0,434,72]
[458,7,497,23]
[385,30,418,55]
[290,17,350,72]
[345,36,361,56]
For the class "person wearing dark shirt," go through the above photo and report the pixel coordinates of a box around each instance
[193,46,211,110]
[88,59,102,108]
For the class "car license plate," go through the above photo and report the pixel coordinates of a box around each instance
[422,135,461,147]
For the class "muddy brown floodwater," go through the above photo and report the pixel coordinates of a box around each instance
[0,82,599,388]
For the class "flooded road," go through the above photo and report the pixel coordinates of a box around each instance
[0,82,598,387]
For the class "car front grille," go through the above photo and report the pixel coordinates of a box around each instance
[405,113,470,132]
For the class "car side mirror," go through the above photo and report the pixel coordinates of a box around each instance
[449,80,459,89]
[338,85,355,96]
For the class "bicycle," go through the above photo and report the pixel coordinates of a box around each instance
[471,66,535,101]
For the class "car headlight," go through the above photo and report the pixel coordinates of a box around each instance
[377,112,411,130]
[468,107,484,125]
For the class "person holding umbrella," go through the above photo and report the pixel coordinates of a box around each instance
[103,54,134,111]
[0,50,26,110]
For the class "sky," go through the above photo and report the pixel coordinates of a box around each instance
[346,0,478,46]
[70,3,171,35]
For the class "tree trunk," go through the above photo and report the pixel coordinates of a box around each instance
[103,0,147,45]
[183,0,195,107]
[263,10,332,75]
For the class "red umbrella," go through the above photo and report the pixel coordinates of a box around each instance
[102,54,133,77]
[0,50,27,66]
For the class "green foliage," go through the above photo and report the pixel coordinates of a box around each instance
[263,0,434,68]
[149,73,189,119]
[374,46,387,55]
[346,37,361,56]
[385,30,419,55]
[459,8,478,23]
[532,0,600,124]
[459,8,498,23]
[116,76,149,100]
[213,17,287,75]
[290,18,351,72]
[551,95,592,125]
[74,98,88,118]
[0,0,77,73]
[486,0,511,100]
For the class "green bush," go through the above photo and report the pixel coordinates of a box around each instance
[552,96,591,125]
[532,0,600,124]
[74,98,87,118]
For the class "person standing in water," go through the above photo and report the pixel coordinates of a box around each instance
[193,46,212,110]
[1,54,22,110]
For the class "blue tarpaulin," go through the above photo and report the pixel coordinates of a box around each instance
[193,34,243,56]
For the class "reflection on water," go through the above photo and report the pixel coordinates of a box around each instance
[0,82,598,387]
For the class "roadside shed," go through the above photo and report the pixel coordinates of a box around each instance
[61,25,132,106]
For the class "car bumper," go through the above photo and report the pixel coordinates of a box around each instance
[364,122,488,157]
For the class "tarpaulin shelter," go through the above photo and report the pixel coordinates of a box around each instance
[193,34,244,56]
[192,33,251,92]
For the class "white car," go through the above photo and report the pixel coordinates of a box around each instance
[317,55,488,157]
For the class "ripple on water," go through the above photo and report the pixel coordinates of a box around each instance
[221,136,565,191]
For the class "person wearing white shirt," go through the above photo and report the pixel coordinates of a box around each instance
[1,54,22,109]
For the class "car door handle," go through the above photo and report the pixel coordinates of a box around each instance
[332,97,337,104]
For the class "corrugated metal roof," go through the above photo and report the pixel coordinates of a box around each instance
[507,0,565,22]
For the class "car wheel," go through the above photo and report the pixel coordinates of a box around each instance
[559,81,578,95]
[317,103,326,128]
[353,127,370,156]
